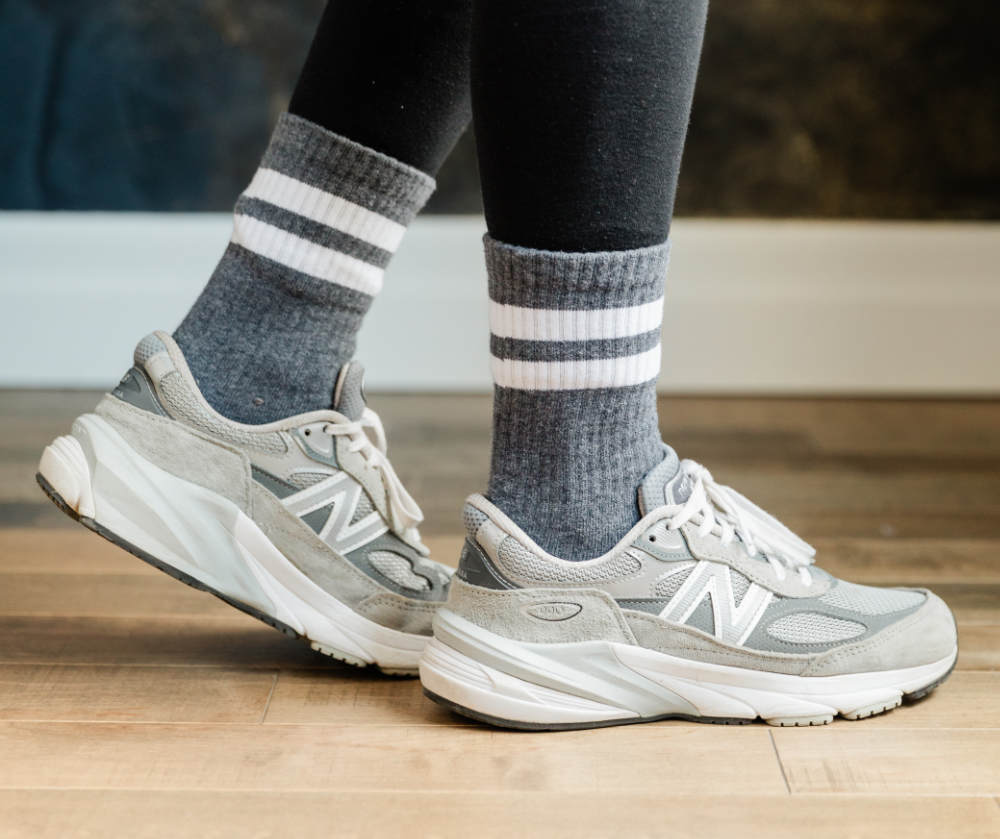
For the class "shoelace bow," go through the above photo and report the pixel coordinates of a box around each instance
[321,407,428,555]
[665,459,816,585]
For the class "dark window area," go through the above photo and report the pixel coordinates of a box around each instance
[2,0,997,217]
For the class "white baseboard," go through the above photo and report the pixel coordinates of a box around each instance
[1,212,997,393]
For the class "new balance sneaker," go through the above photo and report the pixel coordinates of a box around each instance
[37,332,451,674]
[420,447,958,727]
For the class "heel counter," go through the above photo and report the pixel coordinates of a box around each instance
[110,366,168,417]
[455,538,512,590]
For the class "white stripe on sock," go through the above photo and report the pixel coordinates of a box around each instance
[232,215,384,296]
[489,297,664,341]
[244,167,406,252]
[491,345,661,390]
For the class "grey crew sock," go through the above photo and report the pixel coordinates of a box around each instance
[174,113,434,424]
[485,236,669,561]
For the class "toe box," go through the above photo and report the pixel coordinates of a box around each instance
[803,590,957,676]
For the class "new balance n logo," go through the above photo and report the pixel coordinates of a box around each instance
[659,562,772,647]
[281,473,386,555]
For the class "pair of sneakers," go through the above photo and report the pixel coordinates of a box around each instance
[38,332,957,728]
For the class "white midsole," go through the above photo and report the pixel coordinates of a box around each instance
[421,610,957,726]
[38,413,427,670]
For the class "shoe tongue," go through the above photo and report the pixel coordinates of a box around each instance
[332,362,367,421]
[638,445,692,515]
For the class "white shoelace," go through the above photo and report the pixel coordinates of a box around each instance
[322,407,428,555]
[664,459,816,585]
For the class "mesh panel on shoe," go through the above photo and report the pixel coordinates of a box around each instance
[350,492,375,524]
[134,334,167,365]
[654,566,694,599]
[286,470,334,490]
[766,612,867,644]
[496,538,642,583]
[158,371,287,454]
[820,580,925,615]
[368,551,430,592]
[729,568,752,607]
[462,506,489,537]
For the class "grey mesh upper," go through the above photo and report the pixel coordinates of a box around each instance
[286,470,336,490]
[819,579,924,614]
[133,333,168,365]
[497,538,643,584]
[462,505,489,535]
[729,567,751,606]
[369,551,432,592]
[653,566,694,599]
[766,613,866,644]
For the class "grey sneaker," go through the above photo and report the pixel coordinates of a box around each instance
[420,447,958,727]
[37,332,451,675]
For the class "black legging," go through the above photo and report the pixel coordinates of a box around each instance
[289,0,707,252]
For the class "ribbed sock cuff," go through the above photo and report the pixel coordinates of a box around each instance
[484,235,670,311]
[262,113,435,225]
[219,112,435,302]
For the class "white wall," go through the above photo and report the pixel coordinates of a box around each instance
[1,213,998,393]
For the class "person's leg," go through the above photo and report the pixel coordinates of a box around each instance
[38,0,473,671]
[174,0,472,424]
[420,0,958,728]
[473,0,707,560]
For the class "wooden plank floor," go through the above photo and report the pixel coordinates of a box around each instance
[1,390,999,838]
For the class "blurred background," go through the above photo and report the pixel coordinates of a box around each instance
[4,0,998,216]
[1,0,998,391]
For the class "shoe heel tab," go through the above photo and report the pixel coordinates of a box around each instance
[133,333,168,367]
[459,496,522,578]
[132,331,185,385]
[109,366,168,417]
[455,537,513,590]
[461,497,491,541]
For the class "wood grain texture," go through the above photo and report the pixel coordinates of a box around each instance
[1,791,997,839]
[955,626,1000,671]
[262,670,464,726]
[0,616,330,669]
[0,573,234,617]
[809,538,1000,584]
[0,664,276,724]
[856,672,1000,729]
[774,728,1000,795]
[0,529,161,575]
[0,722,788,794]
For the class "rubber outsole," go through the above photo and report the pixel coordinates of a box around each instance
[37,472,415,677]
[421,657,957,732]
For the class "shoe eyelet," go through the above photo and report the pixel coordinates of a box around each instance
[303,428,311,436]
[648,535,656,542]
